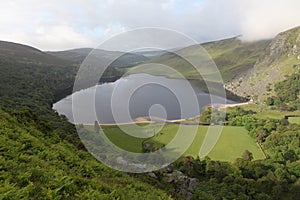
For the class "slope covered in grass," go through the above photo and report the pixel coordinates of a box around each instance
[128,37,270,83]
[0,42,172,199]
[0,109,172,199]
[88,124,265,162]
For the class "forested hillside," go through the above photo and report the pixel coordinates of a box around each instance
[0,42,172,199]
[266,70,300,111]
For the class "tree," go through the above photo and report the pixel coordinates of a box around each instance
[283,149,298,162]
[183,156,195,176]
[242,150,253,161]
[257,130,266,143]
[200,107,212,124]
[266,97,275,106]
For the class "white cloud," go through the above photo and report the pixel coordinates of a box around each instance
[239,0,300,41]
[0,0,299,50]
[103,24,128,40]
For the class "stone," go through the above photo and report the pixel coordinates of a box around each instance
[148,172,157,179]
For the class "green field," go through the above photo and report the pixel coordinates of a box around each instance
[85,124,265,162]
[288,117,300,124]
[240,103,300,120]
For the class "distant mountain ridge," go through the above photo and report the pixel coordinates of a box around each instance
[128,37,270,83]
[0,41,71,66]
[2,26,300,102]
[48,48,150,68]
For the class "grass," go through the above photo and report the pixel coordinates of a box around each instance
[288,117,300,124]
[85,124,265,162]
[207,126,265,161]
[239,103,300,119]
[127,38,269,83]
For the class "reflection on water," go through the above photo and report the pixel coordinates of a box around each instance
[53,74,235,124]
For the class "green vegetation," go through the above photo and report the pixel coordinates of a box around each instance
[266,70,300,111]
[85,124,264,162]
[0,42,172,199]
[49,48,149,68]
[237,103,300,120]
[288,117,300,124]
[229,27,300,101]
[177,106,300,199]
[129,37,270,82]
[207,127,264,161]
[0,109,172,199]
[1,31,300,199]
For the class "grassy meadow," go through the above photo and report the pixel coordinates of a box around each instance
[85,123,265,162]
[240,103,300,119]
[288,117,300,124]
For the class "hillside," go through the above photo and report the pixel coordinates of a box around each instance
[0,108,171,199]
[49,48,150,68]
[128,27,300,102]
[128,37,270,82]
[203,38,270,82]
[0,43,172,199]
[227,27,300,101]
[0,41,72,66]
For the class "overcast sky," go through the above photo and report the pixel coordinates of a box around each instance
[1,0,299,51]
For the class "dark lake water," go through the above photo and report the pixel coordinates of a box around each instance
[53,74,235,124]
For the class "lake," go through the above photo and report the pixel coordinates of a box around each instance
[53,74,235,124]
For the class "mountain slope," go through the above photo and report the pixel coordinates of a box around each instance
[0,42,172,199]
[0,108,172,199]
[203,38,270,82]
[128,37,270,83]
[0,41,71,66]
[226,27,300,101]
[49,48,150,68]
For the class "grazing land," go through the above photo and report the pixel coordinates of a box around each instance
[288,117,300,124]
[85,124,265,162]
[240,103,300,119]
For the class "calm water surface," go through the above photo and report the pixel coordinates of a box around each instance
[53,74,235,124]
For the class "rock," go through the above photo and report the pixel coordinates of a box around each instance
[160,164,174,174]
[148,172,157,179]
[164,170,199,200]
[188,178,198,191]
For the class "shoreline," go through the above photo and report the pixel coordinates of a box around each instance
[217,101,251,109]
[75,102,251,126]
[75,118,186,126]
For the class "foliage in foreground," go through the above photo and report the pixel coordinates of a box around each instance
[0,108,172,199]
[0,53,171,199]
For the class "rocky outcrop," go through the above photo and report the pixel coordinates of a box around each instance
[226,26,300,102]
[164,170,198,200]
[147,165,199,200]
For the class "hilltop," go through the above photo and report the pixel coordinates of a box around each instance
[0,41,72,66]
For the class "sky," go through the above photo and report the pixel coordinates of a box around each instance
[0,0,299,51]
